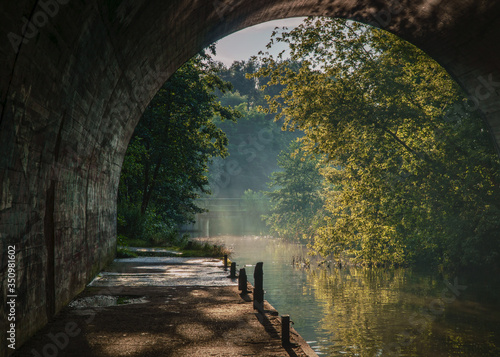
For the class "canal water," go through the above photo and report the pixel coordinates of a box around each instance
[204,235,500,356]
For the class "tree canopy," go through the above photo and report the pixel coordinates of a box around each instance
[252,17,500,269]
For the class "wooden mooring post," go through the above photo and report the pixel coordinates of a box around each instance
[223,254,228,271]
[281,315,291,346]
[253,262,264,310]
[238,268,248,293]
[230,262,237,279]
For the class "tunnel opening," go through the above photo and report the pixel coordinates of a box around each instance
[2,1,500,355]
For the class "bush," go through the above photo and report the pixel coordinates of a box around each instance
[117,203,145,240]
[118,203,187,246]
[182,239,230,257]
[116,247,138,258]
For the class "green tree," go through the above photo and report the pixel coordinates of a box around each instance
[252,17,500,268]
[217,59,262,106]
[263,140,325,241]
[118,49,239,241]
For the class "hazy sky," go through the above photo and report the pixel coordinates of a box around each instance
[213,17,306,66]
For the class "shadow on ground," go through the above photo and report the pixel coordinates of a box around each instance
[14,257,314,357]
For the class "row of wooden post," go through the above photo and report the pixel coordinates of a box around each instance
[223,255,292,347]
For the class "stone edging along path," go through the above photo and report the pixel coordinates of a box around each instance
[12,256,318,357]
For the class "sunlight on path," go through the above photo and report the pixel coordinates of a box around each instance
[89,257,238,287]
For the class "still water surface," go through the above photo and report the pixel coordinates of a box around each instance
[205,235,500,356]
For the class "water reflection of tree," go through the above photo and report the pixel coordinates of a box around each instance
[305,267,409,356]
[220,237,499,356]
[303,267,500,356]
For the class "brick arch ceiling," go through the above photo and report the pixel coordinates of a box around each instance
[1,0,500,352]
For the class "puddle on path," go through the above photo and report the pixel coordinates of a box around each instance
[69,295,149,308]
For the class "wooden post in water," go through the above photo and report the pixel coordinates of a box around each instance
[238,268,248,293]
[230,262,237,279]
[281,315,290,346]
[253,262,264,309]
[223,255,228,271]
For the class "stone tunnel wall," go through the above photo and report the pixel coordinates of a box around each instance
[1,1,500,355]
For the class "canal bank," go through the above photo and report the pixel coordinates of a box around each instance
[13,256,317,357]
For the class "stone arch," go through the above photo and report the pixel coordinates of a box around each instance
[1,0,500,352]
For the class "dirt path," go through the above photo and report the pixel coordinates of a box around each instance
[13,257,317,357]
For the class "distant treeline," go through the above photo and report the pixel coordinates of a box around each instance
[208,59,301,198]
